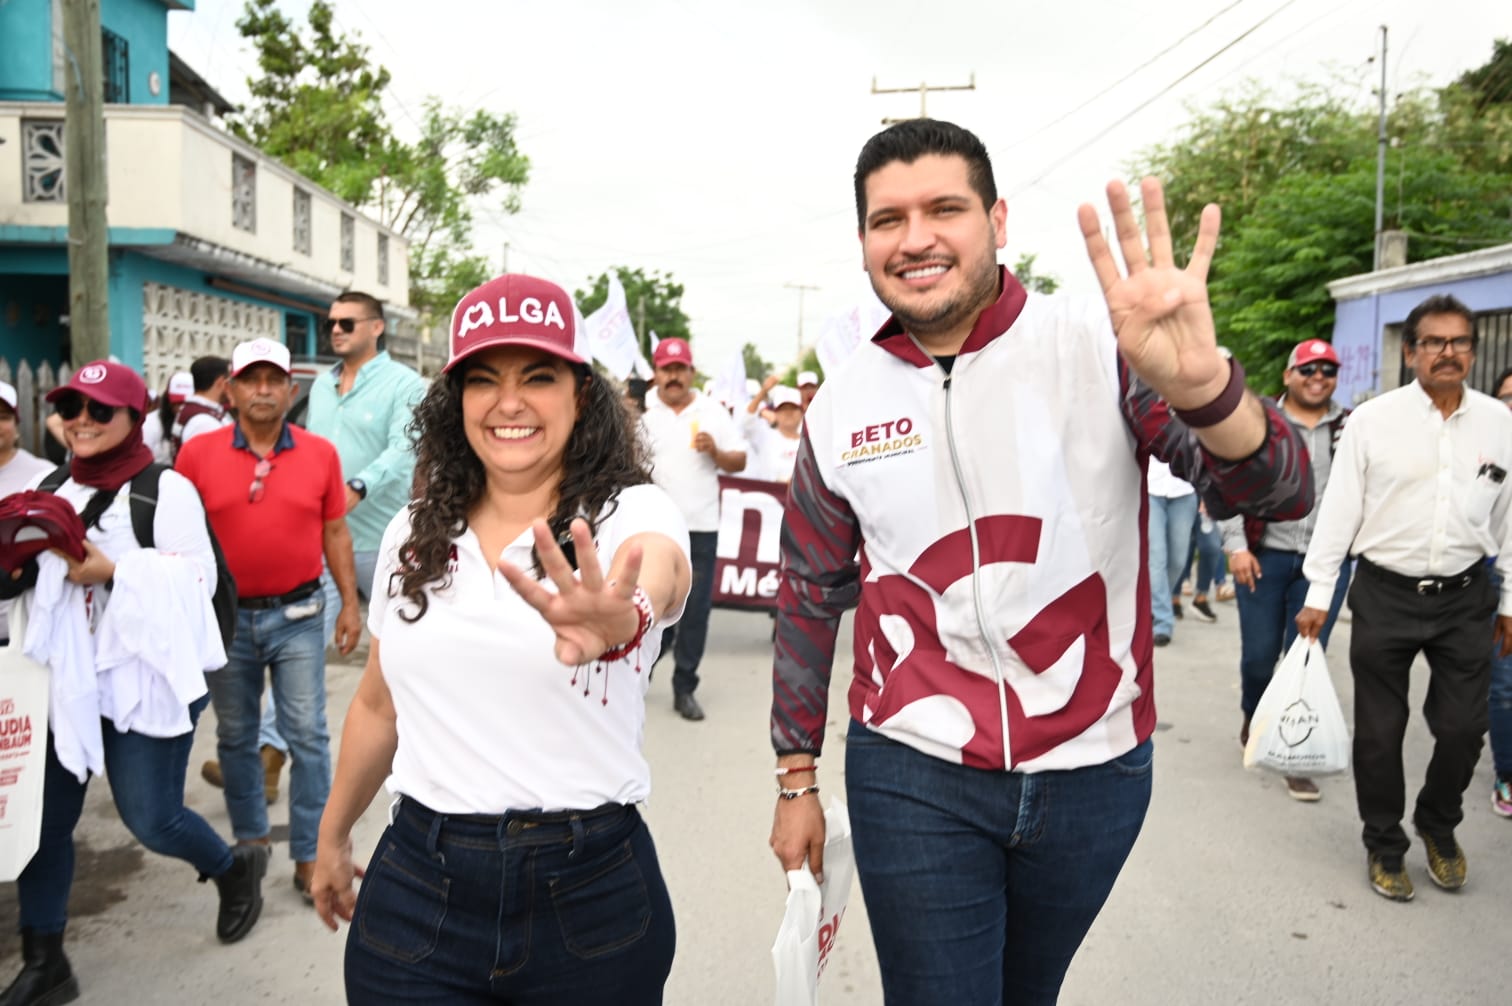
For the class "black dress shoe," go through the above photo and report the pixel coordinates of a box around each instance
[0,928,79,1006]
[674,692,706,721]
[209,844,269,944]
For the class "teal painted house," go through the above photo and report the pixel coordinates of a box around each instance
[0,0,409,396]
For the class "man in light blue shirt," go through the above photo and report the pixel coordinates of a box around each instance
[307,290,427,602]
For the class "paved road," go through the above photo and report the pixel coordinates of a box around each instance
[0,600,1504,1004]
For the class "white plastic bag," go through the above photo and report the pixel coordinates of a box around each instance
[772,799,855,1006]
[0,597,51,881]
[1243,635,1350,776]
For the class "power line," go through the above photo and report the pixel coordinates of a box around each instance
[1003,0,1249,152]
[1007,0,1302,198]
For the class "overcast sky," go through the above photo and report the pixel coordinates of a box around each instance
[168,0,1508,371]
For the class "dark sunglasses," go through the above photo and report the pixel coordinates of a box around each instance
[1294,362,1338,378]
[53,394,120,424]
[323,316,380,334]
[248,458,273,503]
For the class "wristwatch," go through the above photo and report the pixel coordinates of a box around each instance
[346,478,367,499]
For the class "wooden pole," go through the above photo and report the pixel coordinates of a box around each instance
[63,0,111,364]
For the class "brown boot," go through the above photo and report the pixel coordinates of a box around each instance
[201,760,224,788]
[261,745,286,805]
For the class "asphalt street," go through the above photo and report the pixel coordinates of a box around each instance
[0,598,1504,1004]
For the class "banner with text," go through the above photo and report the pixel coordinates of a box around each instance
[712,475,788,611]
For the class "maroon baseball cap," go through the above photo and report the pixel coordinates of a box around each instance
[1286,339,1340,370]
[45,360,150,413]
[445,274,586,373]
[653,338,693,369]
[0,490,87,571]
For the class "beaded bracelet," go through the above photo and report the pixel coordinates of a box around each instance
[777,784,820,800]
[599,587,655,662]
[773,765,817,777]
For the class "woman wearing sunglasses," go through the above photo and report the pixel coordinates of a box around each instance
[0,361,266,1006]
[312,274,692,1005]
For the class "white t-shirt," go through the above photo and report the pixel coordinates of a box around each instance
[741,414,802,483]
[142,411,173,464]
[638,390,745,531]
[0,448,56,640]
[368,483,691,814]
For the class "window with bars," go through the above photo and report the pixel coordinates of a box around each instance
[292,189,312,255]
[232,154,257,232]
[377,234,389,285]
[341,214,355,272]
[101,28,129,103]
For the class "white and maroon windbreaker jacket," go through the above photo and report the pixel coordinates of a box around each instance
[770,270,1312,772]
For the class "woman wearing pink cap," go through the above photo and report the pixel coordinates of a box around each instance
[0,361,267,1005]
[313,274,692,1004]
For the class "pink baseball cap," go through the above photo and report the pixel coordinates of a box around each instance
[45,360,150,413]
[1286,340,1340,370]
[653,338,694,369]
[446,274,586,372]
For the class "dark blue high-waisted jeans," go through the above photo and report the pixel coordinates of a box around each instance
[345,798,675,1005]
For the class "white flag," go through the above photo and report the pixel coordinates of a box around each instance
[710,350,748,413]
[815,282,888,380]
[582,274,641,379]
[634,330,658,379]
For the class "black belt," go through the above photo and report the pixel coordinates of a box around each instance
[396,795,630,838]
[1358,558,1482,596]
[237,578,321,610]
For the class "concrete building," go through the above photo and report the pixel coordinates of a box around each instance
[1327,243,1512,404]
[0,0,411,393]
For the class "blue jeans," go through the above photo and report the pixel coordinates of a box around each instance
[1187,512,1226,594]
[345,799,674,1004]
[1488,572,1512,777]
[660,531,716,697]
[1235,549,1351,717]
[206,598,331,862]
[17,697,232,934]
[249,549,380,755]
[844,721,1153,1006]
[1147,494,1197,637]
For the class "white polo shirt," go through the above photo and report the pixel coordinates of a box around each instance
[369,483,690,814]
[638,389,744,532]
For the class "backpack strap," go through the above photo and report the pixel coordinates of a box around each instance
[38,465,70,494]
[127,463,169,550]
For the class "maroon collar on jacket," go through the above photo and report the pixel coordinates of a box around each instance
[870,267,1029,368]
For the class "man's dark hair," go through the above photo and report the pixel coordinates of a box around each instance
[189,356,230,393]
[853,119,998,231]
[1403,294,1476,348]
[334,290,386,323]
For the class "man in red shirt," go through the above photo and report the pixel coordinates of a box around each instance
[176,337,361,900]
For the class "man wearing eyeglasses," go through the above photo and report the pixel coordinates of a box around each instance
[1219,339,1352,802]
[176,337,362,901]
[1299,293,1512,903]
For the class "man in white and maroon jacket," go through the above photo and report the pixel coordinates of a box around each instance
[768,119,1313,1005]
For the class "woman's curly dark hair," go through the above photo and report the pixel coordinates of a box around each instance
[393,360,651,621]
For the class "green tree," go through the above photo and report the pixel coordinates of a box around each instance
[229,0,530,322]
[1011,253,1060,294]
[742,342,774,381]
[575,267,692,359]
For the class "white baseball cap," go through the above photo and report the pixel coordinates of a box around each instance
[167,371,194,402]
[230,338,292,377]
[0,381,16,412]
[797,370,819,388]
[769,386,803,409]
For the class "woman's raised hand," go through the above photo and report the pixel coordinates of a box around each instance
[497,518,644,665]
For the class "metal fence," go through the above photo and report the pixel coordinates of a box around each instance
[0,357,71,457]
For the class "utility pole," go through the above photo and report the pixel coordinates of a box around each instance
[1373,25,1388,271]
[63,0,110,364]
[783,282,818,358]
[501,241,510,274]
[871,73,975,123]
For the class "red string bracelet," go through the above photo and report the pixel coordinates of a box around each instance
[598,586,654,663]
